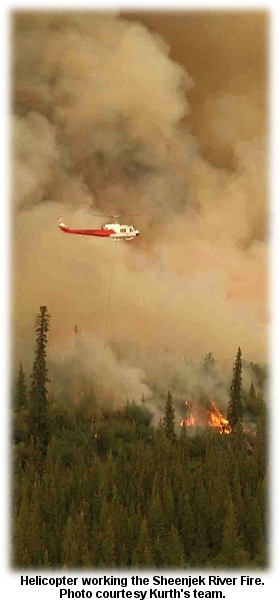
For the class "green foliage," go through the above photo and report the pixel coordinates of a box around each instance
[247,361,268,392]
[132,518,154,567]
[165,524,185,567]
[244,382,257,416]
[123,402,153,429]
[12,336,268,569]
[243,382,266,421]
[29,306,51,457]
[213,499,249,567]
[13,363,29,444]
[14,363,28,411]
[61,511,90,568]
[227,347,243,430]
[242,489,263,557]
[163,390,175,441]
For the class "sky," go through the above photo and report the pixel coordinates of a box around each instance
[11,9,268,407]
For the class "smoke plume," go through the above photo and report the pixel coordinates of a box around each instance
[11,11,268,410]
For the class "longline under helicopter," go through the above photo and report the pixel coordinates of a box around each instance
[59,215,140,241]
[59,213,141,373]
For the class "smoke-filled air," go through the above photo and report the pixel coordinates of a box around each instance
[11,10,268,416]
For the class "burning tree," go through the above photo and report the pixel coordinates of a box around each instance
[180,401,231,434]
[207,402,231,434]
[227,347,243,431]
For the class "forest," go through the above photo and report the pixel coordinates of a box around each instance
[12,307,268,569]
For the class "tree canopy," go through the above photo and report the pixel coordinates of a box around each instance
[12,315,267,569]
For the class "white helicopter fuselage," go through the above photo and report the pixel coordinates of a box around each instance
[102,223,140,240]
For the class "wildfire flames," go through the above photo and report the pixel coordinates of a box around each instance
[181,401,231,434]
[74,392,231,435]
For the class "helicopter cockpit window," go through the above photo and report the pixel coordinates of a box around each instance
[120,227,127,233]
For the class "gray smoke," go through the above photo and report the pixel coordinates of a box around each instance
[11,11,268,409]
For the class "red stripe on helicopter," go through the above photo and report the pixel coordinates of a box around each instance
[59,224,116,237]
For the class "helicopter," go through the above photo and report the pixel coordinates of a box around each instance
[59,216,140,241]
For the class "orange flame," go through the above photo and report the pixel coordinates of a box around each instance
[180,400,231,434]
[207,401,231,434]
[181,413,196,427]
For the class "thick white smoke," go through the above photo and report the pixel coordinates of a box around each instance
[11,11,268,408]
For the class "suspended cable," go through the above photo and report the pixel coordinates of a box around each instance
[101,241,117,372]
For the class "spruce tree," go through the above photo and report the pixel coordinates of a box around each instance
[256,391,266,417]
[15,362,28,410]
[29,306,50,457]
[202,352,216,375]
[248,381,256,405]
[152,534,167,567]
[243,490,263,557]
[161,476,175,530]
[13,487,30,567]
[61,515,80,567]
[231,463,244,534]
[245,382,259,418]
[132,517,154,567]
[227,347,243,430]
[148,490,166,542]
[165,525,185,567]
[14,362,29,443]
[214,499,249,567]
[179,423,189,462]
[43,549,51,567]
[163,391,175,441]
[14,475,44,567]
[98,517,116,567]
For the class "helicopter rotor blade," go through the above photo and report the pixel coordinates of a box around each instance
[89,212,143,219]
